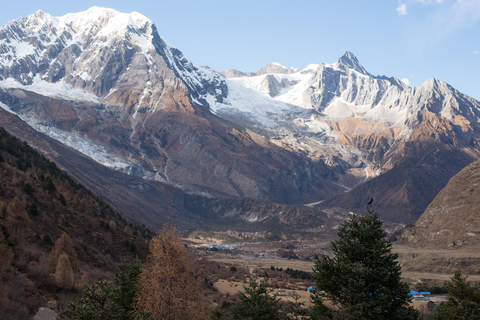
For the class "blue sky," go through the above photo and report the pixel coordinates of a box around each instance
[0,0,479,100]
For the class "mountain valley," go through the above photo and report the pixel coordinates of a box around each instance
[2,5,480,320]
[0,6,479,231]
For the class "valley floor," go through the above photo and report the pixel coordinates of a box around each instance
[190,238,480,287]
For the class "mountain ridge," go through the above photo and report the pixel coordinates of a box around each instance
[1,7,480,224]
[0,7,343,206]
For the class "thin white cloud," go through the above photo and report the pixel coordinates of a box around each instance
[397,0,443,16]
[407,0,480,53]
[475,50,479,54]
[401,78,411,86]
[415,0,443,4]
[397,3,408,15]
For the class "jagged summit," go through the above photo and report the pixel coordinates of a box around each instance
[256,62,299,75]
[222,52,371,79]
[2,8,480,225]
[337,51,371,76]
[0,7,227,103]
[0,7,331,207]
[6,7,151,36]
[221,62,299,78]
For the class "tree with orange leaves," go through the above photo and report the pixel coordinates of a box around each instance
[55,253,74,289]
[135,225,207,320]
[50,232,79,271]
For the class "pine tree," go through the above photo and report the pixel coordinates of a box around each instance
[428,270,480,320]
[284,292,306,320]
[65,260,148,320]
[230,277,283,320]
[65,280,122,320]
[113,259,142,320]
[311,208,419,320]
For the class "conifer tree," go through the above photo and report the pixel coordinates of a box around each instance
[113,259,142,320]
[65,260,148,320]
[311,208,419,320]
[230,277,283,320]
[428,270,480,320]
[66,280,122,319]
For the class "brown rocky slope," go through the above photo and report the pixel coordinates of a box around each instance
[401,157,480,248]
[317,107,480,223]
[0,108,346,235]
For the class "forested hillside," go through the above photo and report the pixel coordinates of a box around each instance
[0,127,152,319]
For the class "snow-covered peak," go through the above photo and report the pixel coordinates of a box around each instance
[33,10,49,19]
[256,62,299,75]
[58,6,152,35]
[302,64,321,72]
[4,7,152,38]
[221,62,299,78]
[419,78,446,90]
[0,7,227,105]
[337,51,371,76]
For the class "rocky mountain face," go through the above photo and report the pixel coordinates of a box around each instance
[0,7,342,206]
[0,107,348,235]
[214,53,480,222]
[221,62,299,78]
[401,158,480,248]
[0,7,480,225]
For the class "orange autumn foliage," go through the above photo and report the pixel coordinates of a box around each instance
[135,225,208,320]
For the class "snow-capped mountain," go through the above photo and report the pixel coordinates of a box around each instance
[212,52,480,191]
[0,7,343,206]
[1,7,480,223]
[0,7,226,103]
